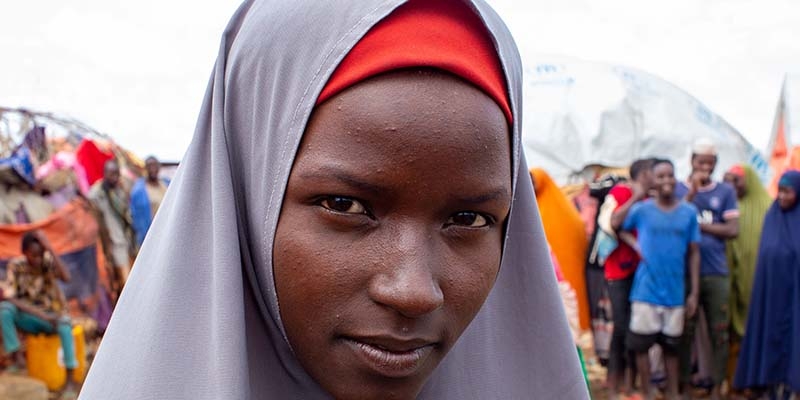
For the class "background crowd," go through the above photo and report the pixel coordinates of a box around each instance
[533,138,799,400]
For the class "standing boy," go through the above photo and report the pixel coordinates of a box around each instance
[676,139,739,399]
[620,159,701,400]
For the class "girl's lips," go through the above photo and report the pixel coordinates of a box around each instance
[344,338,435,378]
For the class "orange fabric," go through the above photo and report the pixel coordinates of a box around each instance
[316,0,512,123]
[531,168,590,329]
[0,198,99,259]
[793,147,800,169]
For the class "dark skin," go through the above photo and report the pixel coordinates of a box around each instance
[145,157,161,184]
[607,166,653,397]
[99,159,133,287]
[650,163,699,319]
[685,154,734,400]
[610,168,654,231]
[103,160,121,190]
[273,69,511,400]
[9,233,78,393]
[777,184,797,210]
[723,172,747,199]
[685,154,739,239]
[11,234,71,329]
[625,163,699,400]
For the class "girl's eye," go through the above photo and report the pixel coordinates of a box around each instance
[319,196,367,215]
[447,212,491,228]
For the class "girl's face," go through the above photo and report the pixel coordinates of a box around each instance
[273,69,511,399]
[777,184,797,211]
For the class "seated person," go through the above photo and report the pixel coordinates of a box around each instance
[1,231,78,394]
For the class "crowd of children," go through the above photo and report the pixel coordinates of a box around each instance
[587,139,799,400]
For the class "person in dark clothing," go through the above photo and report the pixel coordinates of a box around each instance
[676,139,739,400]
[733,170,800,399]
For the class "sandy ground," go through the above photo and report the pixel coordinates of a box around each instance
[0,374,48,400]
[579,331,610,399]
[580,331,727,400]
[0,331,99,400]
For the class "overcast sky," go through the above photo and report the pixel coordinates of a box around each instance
[3,0,799,160]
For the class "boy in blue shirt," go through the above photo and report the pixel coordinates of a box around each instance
[621,159,701,400]
[675,139,739,399]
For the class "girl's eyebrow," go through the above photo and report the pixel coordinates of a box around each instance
[299,167,388,195]
[454,189,510,206]
[301,166,509,206]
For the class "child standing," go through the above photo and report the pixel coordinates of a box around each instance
[620,159,701,400]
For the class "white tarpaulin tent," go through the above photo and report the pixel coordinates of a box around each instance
[522,61,771,185]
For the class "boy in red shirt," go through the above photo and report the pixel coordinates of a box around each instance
[603,158,655,398]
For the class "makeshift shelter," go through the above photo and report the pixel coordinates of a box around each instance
[0,198,106,301]
[522,61,771,185]
[0,106,137,332]
[767,73,800,195]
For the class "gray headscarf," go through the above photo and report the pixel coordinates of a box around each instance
[79,1,589,398]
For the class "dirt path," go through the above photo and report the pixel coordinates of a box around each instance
[0,374,49,400]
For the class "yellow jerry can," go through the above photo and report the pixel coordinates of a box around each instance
[24,325,87,391]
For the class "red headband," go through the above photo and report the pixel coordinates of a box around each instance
[316,0,513,123]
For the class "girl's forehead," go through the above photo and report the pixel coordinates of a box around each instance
[296,71,512,188]
[308,70,509,144]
